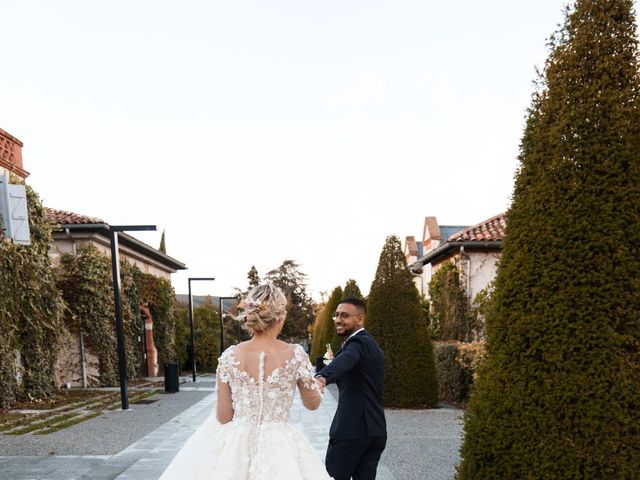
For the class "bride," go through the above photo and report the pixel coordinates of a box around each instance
[159,283,332,479]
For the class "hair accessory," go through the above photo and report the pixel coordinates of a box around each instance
[239,300,267,312]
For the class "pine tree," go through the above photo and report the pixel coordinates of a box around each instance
[342,279,363,299]
[457,1,640,477]
[247,265,260,288]
[367,236,438,408]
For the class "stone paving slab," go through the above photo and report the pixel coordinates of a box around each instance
[0,377,462,479]
[0,378,211,457]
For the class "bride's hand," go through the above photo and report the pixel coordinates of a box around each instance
[315,377,326,394]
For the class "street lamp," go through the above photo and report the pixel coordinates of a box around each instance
[188,277,215,382]
[219,296,239,355]
[109,225,156,411]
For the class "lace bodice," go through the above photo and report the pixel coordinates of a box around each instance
[217,344,320,424]
[160,343,331,480]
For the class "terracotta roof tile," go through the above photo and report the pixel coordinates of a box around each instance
[45,207,106,225]
[448,212,506,242]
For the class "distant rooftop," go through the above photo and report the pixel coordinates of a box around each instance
[45,207,186,271]
[46,208,105,225]
[448,213,506,242]
[411,212,506,270]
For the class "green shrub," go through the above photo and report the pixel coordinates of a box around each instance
[174,300,220,372]
[435,343,472,405]
[435,342,485,406]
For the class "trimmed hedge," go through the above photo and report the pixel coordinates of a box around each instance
[457,1,640,477]
[367,235,438,408]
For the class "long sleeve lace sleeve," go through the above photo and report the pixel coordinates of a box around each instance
[294,346,323,410]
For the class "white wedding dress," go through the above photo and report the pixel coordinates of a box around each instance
[159,343,332,480]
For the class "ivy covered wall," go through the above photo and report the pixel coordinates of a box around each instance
[57,245,140,385]
[0,182,180,406]
[57,246,179,384]
[0,184,65,407]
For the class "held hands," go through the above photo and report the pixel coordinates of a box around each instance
[315,376,326,394]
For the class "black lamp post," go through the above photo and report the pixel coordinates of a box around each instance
[188,277,215,382]
[109,225,156,411]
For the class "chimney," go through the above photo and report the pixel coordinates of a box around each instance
[0,128,29,179]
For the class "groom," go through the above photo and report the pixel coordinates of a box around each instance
[315,297,387,480]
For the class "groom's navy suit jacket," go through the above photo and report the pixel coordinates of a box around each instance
[318,330,386,440]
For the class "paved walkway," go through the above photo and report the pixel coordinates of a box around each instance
[0,377,462,479]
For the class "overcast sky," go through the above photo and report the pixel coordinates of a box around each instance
[3,0,627,299]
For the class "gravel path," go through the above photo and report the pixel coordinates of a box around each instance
[324,384,464,480]
[0,377,464,480]
[381,406,464,480]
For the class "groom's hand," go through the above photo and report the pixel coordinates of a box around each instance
[315,376,326,393]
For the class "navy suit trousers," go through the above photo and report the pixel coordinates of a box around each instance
[325,436,387,480]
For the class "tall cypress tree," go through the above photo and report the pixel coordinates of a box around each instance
[310,303,327,361]
[457,1,640,477]
[320,286,343,359]
[368,236,438,408]
[310,287,343,361]
[159,230,166,253]
[342,279,363,300]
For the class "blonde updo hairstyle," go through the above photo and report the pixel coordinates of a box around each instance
[237,283,287,334]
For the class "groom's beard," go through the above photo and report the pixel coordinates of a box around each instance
[335,325,355,337]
